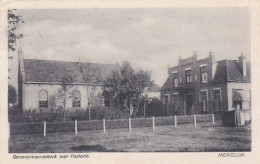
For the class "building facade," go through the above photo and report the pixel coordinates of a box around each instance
[160,52,251,116]
[18,52,120,112]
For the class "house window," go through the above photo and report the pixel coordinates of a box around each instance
[72,90,81,107]
[185,70,192,84]
[200,66,207,84]
[173,73,178,87]
[39,90,48,108]
[163,95,170,104]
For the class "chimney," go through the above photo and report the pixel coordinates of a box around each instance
[209,51,215,63]
[178,56,182,66]
[238,53,246,77]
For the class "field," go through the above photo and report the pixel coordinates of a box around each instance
[9,122,251,153]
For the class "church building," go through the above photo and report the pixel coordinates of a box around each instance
[17,51,119,112]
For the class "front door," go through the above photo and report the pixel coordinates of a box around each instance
[186,95,193,115]
[173,100,179,115]
[201,92,208,113]
[234,101,242,110]
[213,90,220,112]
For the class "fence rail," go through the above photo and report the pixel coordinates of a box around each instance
[10,114,216,136]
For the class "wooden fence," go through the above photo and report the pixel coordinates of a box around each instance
[10,114,216,136]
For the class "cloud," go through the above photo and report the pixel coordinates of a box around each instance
[14,8,250,86]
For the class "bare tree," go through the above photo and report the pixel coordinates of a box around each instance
[78,63,102,120]
[56,75,73,120]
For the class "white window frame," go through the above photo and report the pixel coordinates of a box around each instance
[212,88,222,101]
[163,94,170,104]
[200,66,208,84]
[72,90,81,108]
[39,90,48,108]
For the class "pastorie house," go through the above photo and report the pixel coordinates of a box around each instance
[160,52,251,116]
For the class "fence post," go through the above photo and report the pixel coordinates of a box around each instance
[43,121,46,137]
[174,115,177,127]
[194,115,196,127]
[212,114,215,125]
[75,119,78,135]
[152,116,155,131]
[129,118,131,133]
[103,118,106,133]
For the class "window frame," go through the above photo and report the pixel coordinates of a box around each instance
[200,66,208,84]
[173,73,178,88]
[163,94,170,104]
[39,90,48,109]
[185,70,192,84]
[72,90,81,108]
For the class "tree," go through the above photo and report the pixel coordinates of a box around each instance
[56,75,74,120]
[8,84,17,106]
[8,9,24,80]
[103,61,153,116]
[78,63,102,120]
[8,9,24,58]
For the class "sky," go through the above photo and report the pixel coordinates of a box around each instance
[9,8,250,88]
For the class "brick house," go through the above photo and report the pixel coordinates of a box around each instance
[18,51,119,112]
[160,52,251,116]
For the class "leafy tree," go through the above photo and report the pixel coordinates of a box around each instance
[8,9,24,57]
[8,84,17,106]
[8,9,24,80]
[103,61,153,116]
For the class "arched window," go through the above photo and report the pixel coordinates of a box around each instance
[72,90,81,107]
[39,90,48,108]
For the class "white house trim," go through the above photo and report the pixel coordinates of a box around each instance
[199,64,207,67]
[185,67,191,71]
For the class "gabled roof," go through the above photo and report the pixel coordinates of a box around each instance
[148,83,160,92]
[213,60,251,83]
[23,59,120,83]
[160,77,170,92]
[160,58,251,92]
[213,60,228,83]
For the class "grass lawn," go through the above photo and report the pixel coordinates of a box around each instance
[9,122,251,153]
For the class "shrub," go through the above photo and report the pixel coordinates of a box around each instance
[146,97,165,117]
[88,105,129,120]
[8,84,17,106]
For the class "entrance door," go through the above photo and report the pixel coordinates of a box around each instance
[186,95,193,115]
[201,92,208,113]
[234,101,242,110]
[213,90,220,112]
[173,100,179,115]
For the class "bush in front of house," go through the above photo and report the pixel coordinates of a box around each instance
[9,106,130,123]
[9,109,66,123]
[146,97,165,117]
[87,105,130,120]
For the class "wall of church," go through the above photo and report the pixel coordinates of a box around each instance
[22,83,103,112]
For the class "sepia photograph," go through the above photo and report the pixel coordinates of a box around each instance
[7,8,251,153]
